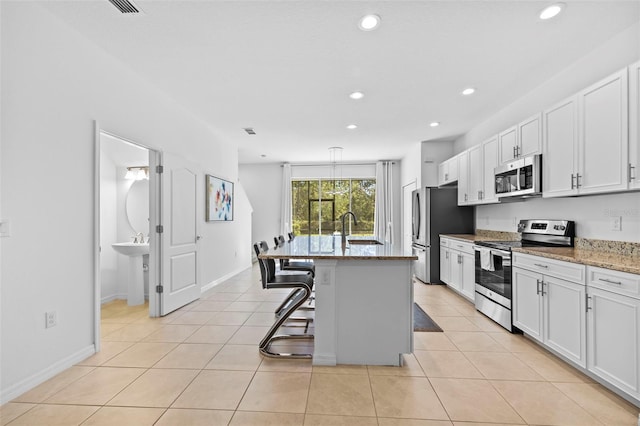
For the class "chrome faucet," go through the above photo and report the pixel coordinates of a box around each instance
[133,232,144,244]
[340,211,358,251]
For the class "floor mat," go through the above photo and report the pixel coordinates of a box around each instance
[413,303,443,332]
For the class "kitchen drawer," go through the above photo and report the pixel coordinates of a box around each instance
[587,266,640,299]
[513,252,585,284]
[450,240,474,255]
[440,238,450,247]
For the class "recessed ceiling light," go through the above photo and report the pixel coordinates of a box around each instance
[462,87,476,96]
[539,3,565,20]
[349,91,364,100]
[358,14,381,31]
[260,154,266,158]
[430,122,440,127]
[346,124,358,130]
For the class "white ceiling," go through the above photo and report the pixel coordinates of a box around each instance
[40,1,639,164]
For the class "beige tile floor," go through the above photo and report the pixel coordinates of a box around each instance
[2,264,640,425]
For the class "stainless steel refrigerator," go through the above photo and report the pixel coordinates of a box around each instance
[411,187,474,284]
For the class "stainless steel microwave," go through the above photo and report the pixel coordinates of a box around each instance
[494,154,541,199]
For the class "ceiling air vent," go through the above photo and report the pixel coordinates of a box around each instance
[107,0,140,14]
[243,128,256,135]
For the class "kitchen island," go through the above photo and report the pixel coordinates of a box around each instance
[260,236,417,366]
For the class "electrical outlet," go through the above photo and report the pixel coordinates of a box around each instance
[45,311,57,328]
[611,216,622,231]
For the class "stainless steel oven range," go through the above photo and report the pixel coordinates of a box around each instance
[473,219,575,332]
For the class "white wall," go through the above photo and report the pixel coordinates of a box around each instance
[0,2,252,401]
[452,22,640,242]
[239,163,283,251]
[99,155,118,302]
[421,140,455,187]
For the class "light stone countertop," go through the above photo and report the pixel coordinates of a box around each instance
[512,246,640,275]
[259,235,417,261]
[440,233,639,275]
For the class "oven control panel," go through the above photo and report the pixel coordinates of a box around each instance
[517,219,574,237]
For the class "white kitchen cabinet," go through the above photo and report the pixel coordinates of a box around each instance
[467,145,482,204]
[439,244,451,285]
[543,96,578,197]
[512,253,587,367]
[457,150,469,205]
[481,135,500,204]
[543,68,629,198]
[629,60,640,190]
[498,113,542,165]
[586,266,640,401]
[458,136,500,206]
[438,155,459,186]
[445,239,475,301]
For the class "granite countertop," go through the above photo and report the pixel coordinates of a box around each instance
[440,233,515,243]
[512,246,640,275]
[441,232,639,275]
[260,235,417,261]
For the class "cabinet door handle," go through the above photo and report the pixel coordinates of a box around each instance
[630,164,636,181]
[586,294,592,312]
[445,252,449,259]
[513,146,517,159]
[540,281,546,296]
[516,145,521,157]
[576,173,582,188]
[458,254,462,264]
[445,173,449,181]
[464,193,468,202]
[534,263,549,269]
[536,279,541,295]
[571,174,576,189]
[598,278,622,285]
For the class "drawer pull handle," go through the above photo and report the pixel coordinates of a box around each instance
[598,278,622,285]
[534,263,549,269]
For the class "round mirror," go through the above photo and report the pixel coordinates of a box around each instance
[125,180,149,234]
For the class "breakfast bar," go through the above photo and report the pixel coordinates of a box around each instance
[260,236,417,366]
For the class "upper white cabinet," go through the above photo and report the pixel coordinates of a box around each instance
[543,69,629,198]
[498,113,542,165]
[457,136,500,206]
[438,155,458,186]
[629,60,640,190]
[457,150,469,205]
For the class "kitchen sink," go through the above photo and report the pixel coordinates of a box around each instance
[348,239,383,245]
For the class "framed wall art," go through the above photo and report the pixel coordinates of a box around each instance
[206,174,234,221]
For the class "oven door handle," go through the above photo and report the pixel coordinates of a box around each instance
[474,246,511,258]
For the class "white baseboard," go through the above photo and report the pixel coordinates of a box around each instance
[312,353,337,366]
[1,344,96,405]
[200,265,253,294]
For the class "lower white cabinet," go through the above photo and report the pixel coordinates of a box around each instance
[440,238,475,301]
[440,245,451,285]
[512,254,587,368]
[587,266,640,401]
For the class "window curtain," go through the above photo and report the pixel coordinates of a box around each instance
[374,161,394,243]
[281,163,292,237]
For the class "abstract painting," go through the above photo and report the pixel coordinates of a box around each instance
[206,174,233,221]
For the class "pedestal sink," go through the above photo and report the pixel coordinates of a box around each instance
[112,243,149,306]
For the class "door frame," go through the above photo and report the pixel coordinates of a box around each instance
[93,121,162,353]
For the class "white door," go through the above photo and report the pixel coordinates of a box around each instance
[160,153,201,315]
[467,145,482,204]
[439,245,450,284]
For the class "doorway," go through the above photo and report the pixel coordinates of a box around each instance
[94,128,162,352]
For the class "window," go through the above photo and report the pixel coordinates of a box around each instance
[291,178,376,239]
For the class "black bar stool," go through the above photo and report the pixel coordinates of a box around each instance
[254,241,314,358]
